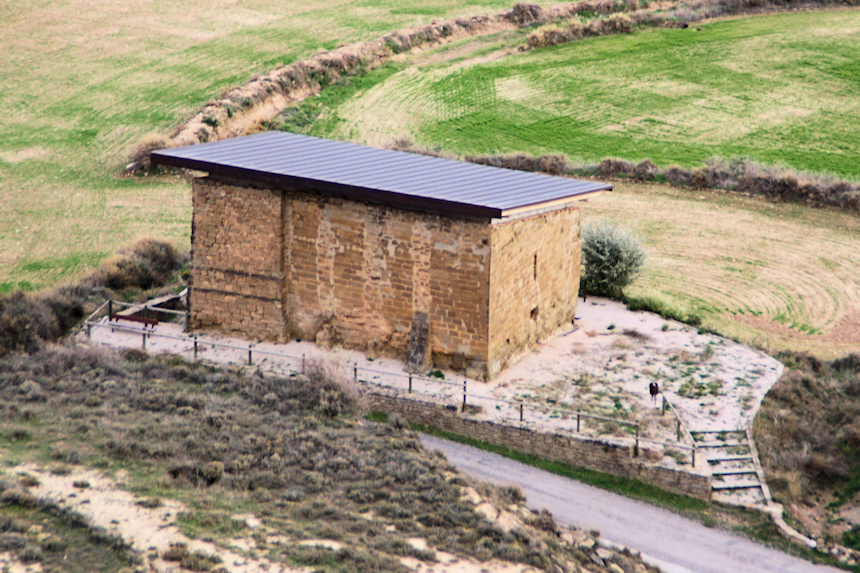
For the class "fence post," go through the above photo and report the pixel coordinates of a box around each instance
[692,446,696,467]
[462,380,467,412]
[577,414,581,432]
[408,375,412,393]
[302,354,305,374]
[86,323,91,338]
[142,331,146,350]
[248,344,252,366]
[662,396,667,416]
[634,426,640,457]
[354,366,358,382]
[519,403,523,422]
[676,419,682,441]
[108,300,113,320]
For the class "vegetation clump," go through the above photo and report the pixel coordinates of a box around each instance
[580,222,645,299]
[0,239,184,357]
[755,353,860,541]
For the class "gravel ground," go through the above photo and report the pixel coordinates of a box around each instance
[87,296,781,477]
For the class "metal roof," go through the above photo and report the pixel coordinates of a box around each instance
[151,131,610,219]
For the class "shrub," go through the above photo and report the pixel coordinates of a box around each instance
[126,133,170,174]
[465,152,567,175]
[603,13,636,34]
[507,3,546,25]
[91,238,179,291]
[580,222,645,299]
[0,239,182,357]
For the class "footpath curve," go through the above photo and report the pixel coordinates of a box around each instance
[420,434,839,573]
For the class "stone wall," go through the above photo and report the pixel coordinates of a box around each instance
[367,392,713,500]
[285,191,492,372]
[488,208,581,377]
[190,179,287,341]
[189,177,585,379]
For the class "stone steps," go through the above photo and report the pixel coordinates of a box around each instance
[692,429,767,507]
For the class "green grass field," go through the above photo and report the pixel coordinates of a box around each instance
[0,0,517,292]
[2,1,859,357]
[328,9,860,178]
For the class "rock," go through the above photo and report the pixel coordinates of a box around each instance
[576,538,596,551]
[609,564,624,573]
[596,548,612,560]
[459,486,483,505]
[475,502,499,522]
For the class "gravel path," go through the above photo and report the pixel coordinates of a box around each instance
[420,435,838,573]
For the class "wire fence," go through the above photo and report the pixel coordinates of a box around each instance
[84,300,699,464]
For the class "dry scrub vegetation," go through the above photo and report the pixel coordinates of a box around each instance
[0,239,185,358]
[755,354,860,549]
[0,345,657,572]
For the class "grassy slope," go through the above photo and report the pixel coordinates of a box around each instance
[329,9,860,177]
[583,181,860,358]
[0,0,518,292]
[0,346,649,572]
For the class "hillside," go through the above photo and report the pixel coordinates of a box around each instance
[0,344,656,573]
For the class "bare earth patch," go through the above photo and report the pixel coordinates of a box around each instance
[0,147,50,163]
[5,463,555,573]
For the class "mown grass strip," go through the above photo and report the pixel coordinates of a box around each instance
[407,420,711,514]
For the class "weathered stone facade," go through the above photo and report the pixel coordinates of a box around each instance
[190,177,583,379]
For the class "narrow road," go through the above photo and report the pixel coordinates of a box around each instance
[420,435,839,573]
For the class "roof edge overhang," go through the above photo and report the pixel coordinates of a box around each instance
[152,142,612,220]
[498,187,610,218]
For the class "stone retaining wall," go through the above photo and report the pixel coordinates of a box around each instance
[367,392,713,500]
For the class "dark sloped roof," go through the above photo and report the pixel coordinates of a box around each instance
[151,131,610,219]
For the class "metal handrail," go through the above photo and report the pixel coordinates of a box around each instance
[662,395,699,465]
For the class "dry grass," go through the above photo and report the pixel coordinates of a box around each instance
[754,354,860,541]
[583,180,860,359]
[0,344,656,573]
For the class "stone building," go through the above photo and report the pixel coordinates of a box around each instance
[152,132,610,379]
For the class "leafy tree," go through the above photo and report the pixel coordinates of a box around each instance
[580,222,645,299]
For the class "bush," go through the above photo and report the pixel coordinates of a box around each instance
[0,238,182,357]
[580,222,645,299]
[90,239,179,291]
[126,133,170,174]
[465,152,567,175]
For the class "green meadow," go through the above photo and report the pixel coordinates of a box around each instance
[0,0,516,291]
[329,9,860,178]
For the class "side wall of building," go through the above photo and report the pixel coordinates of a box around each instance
[285,189,492,372]
[189,179,287,341]
[190,178,493,372]
[487,208,581,377]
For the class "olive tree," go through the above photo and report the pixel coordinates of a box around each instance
[580,222,645,299]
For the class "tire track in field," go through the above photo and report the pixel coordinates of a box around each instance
[586,184,860,356]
